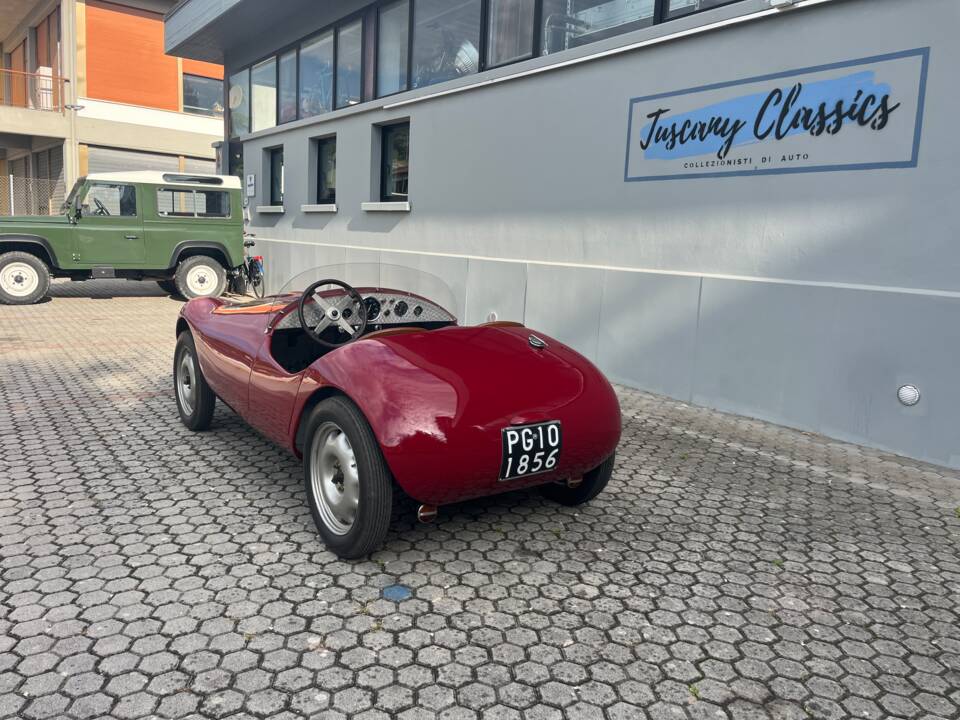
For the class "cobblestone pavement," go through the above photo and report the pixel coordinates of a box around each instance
[1,279,960,720]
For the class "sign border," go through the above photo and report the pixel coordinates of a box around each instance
[623,47,931,183]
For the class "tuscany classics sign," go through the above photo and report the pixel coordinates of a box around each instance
[624,48,929,182]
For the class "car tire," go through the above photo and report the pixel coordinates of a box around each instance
[0,251,51,305]
[157,279,180,296]
[541,453,615,506]
[303,397,393,559]
[174,331,216,431]
[174,256,227,300]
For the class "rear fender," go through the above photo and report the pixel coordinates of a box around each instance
[290,327,621,505]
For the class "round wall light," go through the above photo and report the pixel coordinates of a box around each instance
[897,384,921,407]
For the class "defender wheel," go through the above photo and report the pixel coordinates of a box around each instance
[175,256,227,299]
[0,251,51,305]
[174,332,216,431]
[541,453,615,506]
[303,397,393,559]
[157,279,179,296]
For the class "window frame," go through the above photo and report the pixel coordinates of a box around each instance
[316,136,338,205]
[379,121,410,203]
[226,0,747,138]
[269,147,285,206]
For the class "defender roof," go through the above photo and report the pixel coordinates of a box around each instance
[85,171,242,189]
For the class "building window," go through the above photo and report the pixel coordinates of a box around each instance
[487,0,535,67]
[84,183,137,217]
[380,123,409,202]
[412,0,481,89]
[541,0,654,55]
[269,148,284,205]
[228,69,250,136]
[317,137,337,204]
[278,50,298,123]
[377,0,409,97]
[300,30,335,118]
[183,74,224,117]
[251,57,277,132]
[336,19,364,108]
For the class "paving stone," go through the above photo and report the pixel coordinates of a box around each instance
[0,279,958,720]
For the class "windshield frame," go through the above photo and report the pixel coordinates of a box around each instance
[276,262,461,321]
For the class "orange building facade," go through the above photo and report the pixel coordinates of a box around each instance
[1,0,224,215]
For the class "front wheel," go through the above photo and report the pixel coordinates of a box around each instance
[175,256,227,299]
[541,453,615,506]
[174,332,216,431]
[0,251,51,305]
[303,397,393,559]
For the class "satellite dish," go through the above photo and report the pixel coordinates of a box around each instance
[228,84,245,110]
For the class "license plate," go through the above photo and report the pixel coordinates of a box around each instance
[500,421,562,481]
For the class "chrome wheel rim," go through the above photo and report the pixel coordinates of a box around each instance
[176,350,197,415]
[310,422,360,536]
[186,265,217,296]
[0,262,39,298]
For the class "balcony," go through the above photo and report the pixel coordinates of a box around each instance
[0,67,66,112]
[0,69,65,113]
[0,68,70,143]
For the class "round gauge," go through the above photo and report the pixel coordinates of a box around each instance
[363,296,381,321]
[413,305,423,317]
[394,300,409,318]
[342,307,353,320]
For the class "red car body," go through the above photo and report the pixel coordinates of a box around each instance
[178,292,621,506]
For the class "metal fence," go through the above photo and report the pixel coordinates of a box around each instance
[0,68,66,112]
[0,176,66,216]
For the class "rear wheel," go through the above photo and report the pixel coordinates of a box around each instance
[0,251,50,305]
[174,331,216,431]
[175,255,227,300]
[541,453,615,506]
[303,397,393,558]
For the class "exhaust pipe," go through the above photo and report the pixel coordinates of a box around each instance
[417,504,438,523]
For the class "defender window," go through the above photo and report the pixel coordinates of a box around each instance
[83,183,137,217]
[157,188,231,218]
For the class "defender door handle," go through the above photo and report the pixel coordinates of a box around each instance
[125,234,139,240]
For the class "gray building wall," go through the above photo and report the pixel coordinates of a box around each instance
[226,0,959,468]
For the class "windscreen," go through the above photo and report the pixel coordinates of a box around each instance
[278,263,460,320]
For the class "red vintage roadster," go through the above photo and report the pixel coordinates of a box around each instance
[174,264,621,558]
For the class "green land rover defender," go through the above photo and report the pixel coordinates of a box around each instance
[0,172,245,305]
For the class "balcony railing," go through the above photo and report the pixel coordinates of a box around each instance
[0,68,66,112]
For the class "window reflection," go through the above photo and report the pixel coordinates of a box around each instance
[251,57,277,132]
[300,31,334,118]
[487,0,535,67]
[412,0,481,90]
[336,19,363,108]
[377,0,410,97]
[278,50,297,123]
[228,69,249,137]
[542,0,654,55]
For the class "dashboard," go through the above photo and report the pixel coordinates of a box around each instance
[275,290,456,332]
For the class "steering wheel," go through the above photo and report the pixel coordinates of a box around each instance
[298,279,368,348]
[93,197,111,216]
